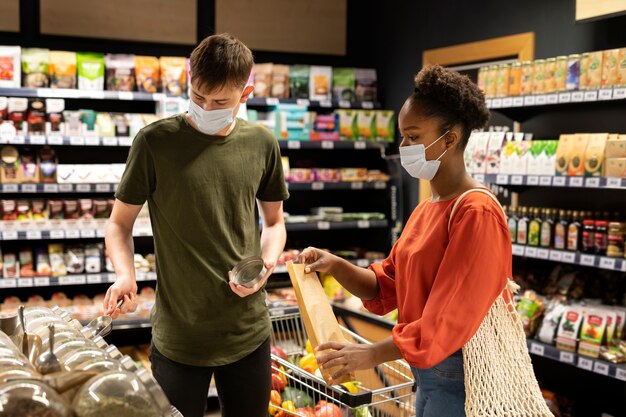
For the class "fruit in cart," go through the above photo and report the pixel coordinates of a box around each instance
[272,373,287,391]
[280,401,297,416]
[296,407,316,417]
[272,345,288,361]
[282,387,315,409]
[315,401,342,417]
[339,381,361,394]
[269,390,282,416]
[306,339,314,354]
[353,406,373,417]
[299,353,319,374]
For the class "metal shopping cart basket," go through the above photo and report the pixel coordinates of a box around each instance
[270,311,416,417]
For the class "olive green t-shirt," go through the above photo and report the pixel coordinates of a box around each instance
[115,115,289,366]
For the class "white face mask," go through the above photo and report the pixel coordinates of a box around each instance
[187,99,235,135]
[400,130,449,181]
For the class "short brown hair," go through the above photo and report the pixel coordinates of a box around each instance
[190,33,254,94]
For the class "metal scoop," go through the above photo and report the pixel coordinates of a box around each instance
[85,299,123,338]
[36,324,62,374]
[18,305,28,356]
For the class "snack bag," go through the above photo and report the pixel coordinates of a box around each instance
[21,48,49,88]
[77,52,105,91]
[0,46,21,87]
[160,56,187,96]
[105,54,136,92]
[289,65,310,99]
[49,51,77,89]
[135,56,160,93]
[332,68,356,101]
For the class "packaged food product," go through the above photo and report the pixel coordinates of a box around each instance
[605,158,626,178]
[357,110,376,141]
[64,200,80,220]
[476,67,487,93]
[79,198,94,219]
[579,52,590,90]
[601,49,620,88]
[3,253,18,278]
[336,109,358,141]
[1,145,20,183]
[105,54,135,92]
[85,244,103,273]
[16,200,31,221]
[617,48,626,87]
[38,146,57,183]
[578,309,607,358]
[160,56,187,96]
[93,199,111,219]
[134,56,159,93]
[584,133,608,177]
[586,51,603,89]
[605,137,626,158]
[471,132,490,174]
[96,113,115,137]
[314,169,341,182]
[19,249,35,278]
[21,48,49,88]
[1,199,17,220]
[508,63,522,96]
[532,59,545,95]
[554,56,567,92]
[46,99,65,133]
[310,113,339,141]
[289,65,310,98]
[543,58,556,94]
[495,64,510,97]
[271,64,290,99]
[48,200,64,220]
[567,134,590,177]
[376,110,395,142]
[253,63,273,98]
[49,51,77,89]
[19,147,39,183]
[556,307,584,352]
[32,200,46,220]
[485,132,505,174]
[0,46,21,87]
[519,62,533,95]
[113,113,130,137]
[536,299,567,345]
[484,65,497,98]
[604,310,618,345]
[35,248,51,277]
[517,291,545,337]
[289,169,314,183]
[77,52,105,91]
[8,97,28,131]
[27,99,46,133]
[355,68,377,102]
[80,109,97,133]
[566,54,581,91]
[65,246,85,274]
[555,134,574,176]
[309,66,332,101]
[332,68,356,101]
[49,244,67,277]
[0,96,7,121]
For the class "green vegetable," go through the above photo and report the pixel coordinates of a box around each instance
[354,406,372,417]
[282,387,314,408]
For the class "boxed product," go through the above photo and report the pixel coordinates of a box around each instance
[602,49,620,88]
[48,200,64,220]
[135,56,159,93]
[310,113,339,141]
[536,299,567,345]
[1,145,20,184]
[38,146,58,183]
[567,134,590,176]
[578,309,608,358]
[270,65,290,99]
[289,65,310,99]
[49,51,77,89]
[315,169,341,182]
[606,158,626,178]
[105,54,136,92]
[253,63,273,98]
[19,249,35,278]
[526,140,544,176]
[542,140,558,176]
[49,244,67,277]
[512,138,532,175]
[8,97,28,131]
[19,148,39,183]
[35,248,51,277]
[355,68,377,101]
[585,51,603,89]
[160,56,187,96]
[27,98,47,133]
[0,46,21,87]
[85,244,102,273]
[31,200,46,220]
[605,136,626,158]
[309,66,332,101]
[45,99,65,133]
[65,245,85,274]
[96,113,116,137]
[618,48,626,87]
[556,307,584,352]
[376,110,395,142]
[471,132,490,174]
[604,310,618,346]
[464,132,479,173]
[555,134,574,176]
[332,68,356,101]
[1,199,17,220]
[357,110,376,141]
[584,133,608,177]
[3,253,18,278]
[336,109,358,141]
[80,109,97,134]
[63,110,83,136]
[21,48,49,88]
[16,200,31,220]
[486,132,505,174]
[77,52,105,91]
[340,168,368,182]
[274,104,311,140]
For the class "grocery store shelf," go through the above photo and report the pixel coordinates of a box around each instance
[0,87,166,101]
[512,244,626,272]
[526,339,626,382]
[0,183,118,194]
[278,140,388,151]
[0,225,152,241]
[486,87,626,109]
[285,219,388,232]
[473,174,626,189]
[0,272,156,289]
[287,181,388,191]
[0,135,133,147]
[247,97,381,110]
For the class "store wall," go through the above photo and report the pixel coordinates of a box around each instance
[370,0,626,213]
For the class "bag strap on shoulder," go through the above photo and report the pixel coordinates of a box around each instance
[448,188,507,233]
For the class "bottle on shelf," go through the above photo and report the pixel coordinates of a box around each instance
[594,217,609,255]
[517,207,529,245]
[582,212,596,254]
[507,206,518,243]
[554,209,569,250]
[540,208,554,248]
[607,221,625,258]
[567,211,582,252]
[528,208,542,247]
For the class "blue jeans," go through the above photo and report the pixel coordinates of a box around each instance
[411,350,466,417]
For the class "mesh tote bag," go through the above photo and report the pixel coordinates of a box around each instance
[448,188,553,417]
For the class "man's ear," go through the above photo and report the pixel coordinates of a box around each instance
[241,85,255,102]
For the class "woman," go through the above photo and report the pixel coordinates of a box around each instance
[299,65,511,417]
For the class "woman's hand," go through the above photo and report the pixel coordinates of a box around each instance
[297,247,341,274]
[316,341,378,383]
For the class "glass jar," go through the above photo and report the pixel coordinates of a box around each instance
[0,379,72,417]
[75,357,123,373]
[0,367,36,384]
[62,348,109,370]
[73,371,165,417]
[53,337,95,360]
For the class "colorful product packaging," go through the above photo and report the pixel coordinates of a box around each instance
[602,49,620,88]
[375,110,395,142]
[77,52,105,91]
[0,46,21,88]
[556,307,584,352]
[567,134,590,176]
[332,68,356,101]
[578,309,608,358]
[21,48,50,88]
[584,133,608,177]
[49,51,77,89]
[336,109,358,141]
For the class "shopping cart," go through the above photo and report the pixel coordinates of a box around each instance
[270,312,416,417]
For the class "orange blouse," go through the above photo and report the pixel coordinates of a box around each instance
[363,191,511,368]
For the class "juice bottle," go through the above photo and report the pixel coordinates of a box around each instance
[554,210,569,250]
[541,208,555,248]
[567,211,582,251]
[528,208,542,246]
[517,206,529,245]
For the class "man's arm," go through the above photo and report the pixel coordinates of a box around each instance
[229,200,286,297]
[103,200,143,317]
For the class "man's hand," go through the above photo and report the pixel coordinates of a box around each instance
[103,275,138,318]
[229,260,275,297]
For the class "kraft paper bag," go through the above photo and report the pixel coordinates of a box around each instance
[287,261,354,384]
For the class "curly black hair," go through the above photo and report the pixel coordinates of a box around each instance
[411,65,490,146]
